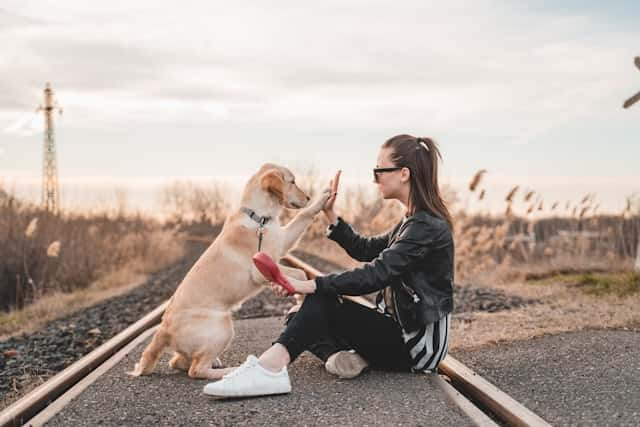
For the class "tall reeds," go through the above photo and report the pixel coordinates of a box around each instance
[0,185,185,311]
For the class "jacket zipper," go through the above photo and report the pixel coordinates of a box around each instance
[391,289,406,330]
[401,280,421,303]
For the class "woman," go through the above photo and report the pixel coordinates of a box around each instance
[203,134,455,398]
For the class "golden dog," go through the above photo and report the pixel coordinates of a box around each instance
[128,163,330,380]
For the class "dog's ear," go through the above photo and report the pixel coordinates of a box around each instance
[259,169,285,202]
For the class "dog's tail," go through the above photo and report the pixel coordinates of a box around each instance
[127,329,169,377]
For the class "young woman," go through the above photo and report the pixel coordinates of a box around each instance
[203,134,455,398]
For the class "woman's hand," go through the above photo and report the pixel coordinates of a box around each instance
[323,170,341,224]
[269,276,316,297]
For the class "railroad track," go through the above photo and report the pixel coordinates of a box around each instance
[0,254,551,427]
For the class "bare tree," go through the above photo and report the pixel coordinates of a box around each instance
[159,180,230,224]
[188,182,230,224]
[113,187,129,218]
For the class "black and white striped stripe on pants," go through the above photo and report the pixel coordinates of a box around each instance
[402,312,451,373]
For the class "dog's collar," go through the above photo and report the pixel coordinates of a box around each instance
[240,207,271,251]
[240,207,272,226]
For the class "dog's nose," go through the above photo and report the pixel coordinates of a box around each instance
[306,195,310,201]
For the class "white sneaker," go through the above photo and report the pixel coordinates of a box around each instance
[202,355,291,398]
[325,350,369,379]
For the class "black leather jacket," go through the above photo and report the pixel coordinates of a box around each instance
[314,210,454,329]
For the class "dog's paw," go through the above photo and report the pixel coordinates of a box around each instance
[306,188,331,214]
[127,364,143,377]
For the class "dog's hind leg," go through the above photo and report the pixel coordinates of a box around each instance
[188,352,235,380]
[184,313,233,378]
[128,330,169,376]
[169,352,190,371]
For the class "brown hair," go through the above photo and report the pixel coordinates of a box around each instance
[382,134,453,230]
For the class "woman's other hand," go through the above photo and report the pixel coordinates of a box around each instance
[323,170,341,224]
[270,282,290,297]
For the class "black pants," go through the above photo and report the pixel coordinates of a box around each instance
[273,293,414,371]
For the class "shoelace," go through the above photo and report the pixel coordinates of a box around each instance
[222,358,257,379]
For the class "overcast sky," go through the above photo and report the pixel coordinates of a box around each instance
[1,0,638,214]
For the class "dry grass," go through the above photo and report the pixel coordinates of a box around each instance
[0,177,234,335]
[0,228,186,338]
[159,180,231,224]
[448,273,640,351]
[0,185,186,329]
[453,175,640,283]
[469,169,487,192]
[531,271,640,297]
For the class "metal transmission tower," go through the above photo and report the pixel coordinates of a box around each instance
[35,82,63,213]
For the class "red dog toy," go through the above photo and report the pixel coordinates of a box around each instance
[252,252,296,296]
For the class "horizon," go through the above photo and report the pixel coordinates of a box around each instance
[1,171,636,220]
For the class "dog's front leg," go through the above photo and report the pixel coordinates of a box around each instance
[281,188,331,252]
[281,209,316,252]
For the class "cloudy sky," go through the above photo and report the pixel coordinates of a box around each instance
[1,0,638,214]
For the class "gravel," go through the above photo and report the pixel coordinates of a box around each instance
[452,283,537,315]
[1,241,538,408]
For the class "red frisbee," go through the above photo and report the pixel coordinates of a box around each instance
[252,252,295,296]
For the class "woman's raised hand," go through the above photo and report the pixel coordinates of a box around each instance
[323,170,341,224]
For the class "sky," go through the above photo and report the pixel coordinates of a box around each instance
[0,0,639,216]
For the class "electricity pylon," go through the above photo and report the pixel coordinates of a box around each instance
[35,82,63,214]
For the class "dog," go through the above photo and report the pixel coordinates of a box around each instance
[128,163,330,380]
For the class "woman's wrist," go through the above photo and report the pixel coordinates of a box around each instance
[325,211,338,225]
[289,277,317,295]
[306,279,317,294]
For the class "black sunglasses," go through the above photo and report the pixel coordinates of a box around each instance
[373,167,404,183]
